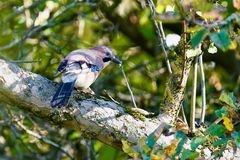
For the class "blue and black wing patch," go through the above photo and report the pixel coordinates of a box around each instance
[90,64,101,72]
[51,60,102,108]
[54,60,68,77]
[51,78,77,108]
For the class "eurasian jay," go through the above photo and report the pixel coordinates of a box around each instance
[51,46,121,108]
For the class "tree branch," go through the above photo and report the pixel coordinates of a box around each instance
[0,58,169,149]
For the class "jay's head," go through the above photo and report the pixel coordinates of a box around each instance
[90,46,122,65]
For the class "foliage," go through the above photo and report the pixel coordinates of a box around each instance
[122,92,240,159]
[0,0,239,159]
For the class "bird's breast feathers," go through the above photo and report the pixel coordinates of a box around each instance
[62,62,100,89]
[75,72,98,89]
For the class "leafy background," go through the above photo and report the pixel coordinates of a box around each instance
[0,0,239,159]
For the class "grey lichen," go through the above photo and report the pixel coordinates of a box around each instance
[0,58,166,149]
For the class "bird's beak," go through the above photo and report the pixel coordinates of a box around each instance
[111,56,122,64]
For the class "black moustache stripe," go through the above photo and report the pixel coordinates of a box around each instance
[103,57,111,62]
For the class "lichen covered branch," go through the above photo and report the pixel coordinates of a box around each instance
[0,59,164,148]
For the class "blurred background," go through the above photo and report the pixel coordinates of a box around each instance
[0,0,239,159]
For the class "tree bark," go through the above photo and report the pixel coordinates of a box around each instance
[0,59,239,159]
[0,59,166,149]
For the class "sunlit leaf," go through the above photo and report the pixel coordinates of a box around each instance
[139,10,156,40]
[191,29,208,48]
[122,140,140,158]
[181,149,199,160]
[197,9,223,20]
[138,137,151,153]
[207,124,226,137]
[187,26,204,33]
[146,133,156,149]
[212,138,230,147]
[142,155,151,160]
[186,47,202,58]
[215,107,228,118]
[173,131,188,157]
[209,72,222,91]
[219,92,237,109]
[163,139,179,157]
[97,143,122,160]
[151,145,165,160]
[176,119,189,135]
[229,40,238,50]
[69,131,81,140]
[222,115,234,131]
[190,136,208,151]
[233,0,240,10]
[153,12,181,23]
[166,34,181,48]
[151,153,165,160]
[146,123,171,149]
[232,131,240,148]
[208,42,218,54]
[210,31,231,51]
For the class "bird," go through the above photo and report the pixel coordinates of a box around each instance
[51,45,121,108]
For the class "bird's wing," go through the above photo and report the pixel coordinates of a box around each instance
[65,61,102,74]
[54,60,68,77]
[54,49,104,77]
[51,78,77,108]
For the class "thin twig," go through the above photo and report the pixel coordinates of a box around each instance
[159,21,166,39]
[120,64,138,108]
[9,59,42,63]
[190,13,240,28]
[181,105,188,128]
[180,20,188,87]
[104,90,121,105]
[199,55,206,123]
[5,108,40,157]
[0,1,96,51]
[16,121,74,160]
[147,0,173,75]
[213,118,222,125]
[174,1,240,28]
[11,125,39,156]
[190,57,198,133]
[5,0,47,22]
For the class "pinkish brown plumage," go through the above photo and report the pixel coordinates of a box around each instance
[51,46,121,108]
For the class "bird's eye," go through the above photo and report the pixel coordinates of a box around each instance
[106,52,111,56]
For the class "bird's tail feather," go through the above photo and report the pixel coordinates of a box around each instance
[51,81,76,108]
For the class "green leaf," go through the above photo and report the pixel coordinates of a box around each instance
[215,107,228,118]
[191,29,208,48]
[186,47,202,58]
[122,140,140,158]
[207,124,226,137]
[212,138,230,147]
[181,149,199,160]
[219,92,237,108]
[138,137,151,154]
[146,123,172,149]
[232,131,240,148]
[173,131,188,157]
[212,139,228,159]
[190,136,208,151]
[142,155,151,160]
[210,31,231,51]
[146,133,156,149]
[69,131,81,140]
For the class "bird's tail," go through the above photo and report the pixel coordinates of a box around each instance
[51,81,76,108]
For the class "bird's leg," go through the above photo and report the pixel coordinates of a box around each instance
[82,88,95,95]
[74,87,95,94]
